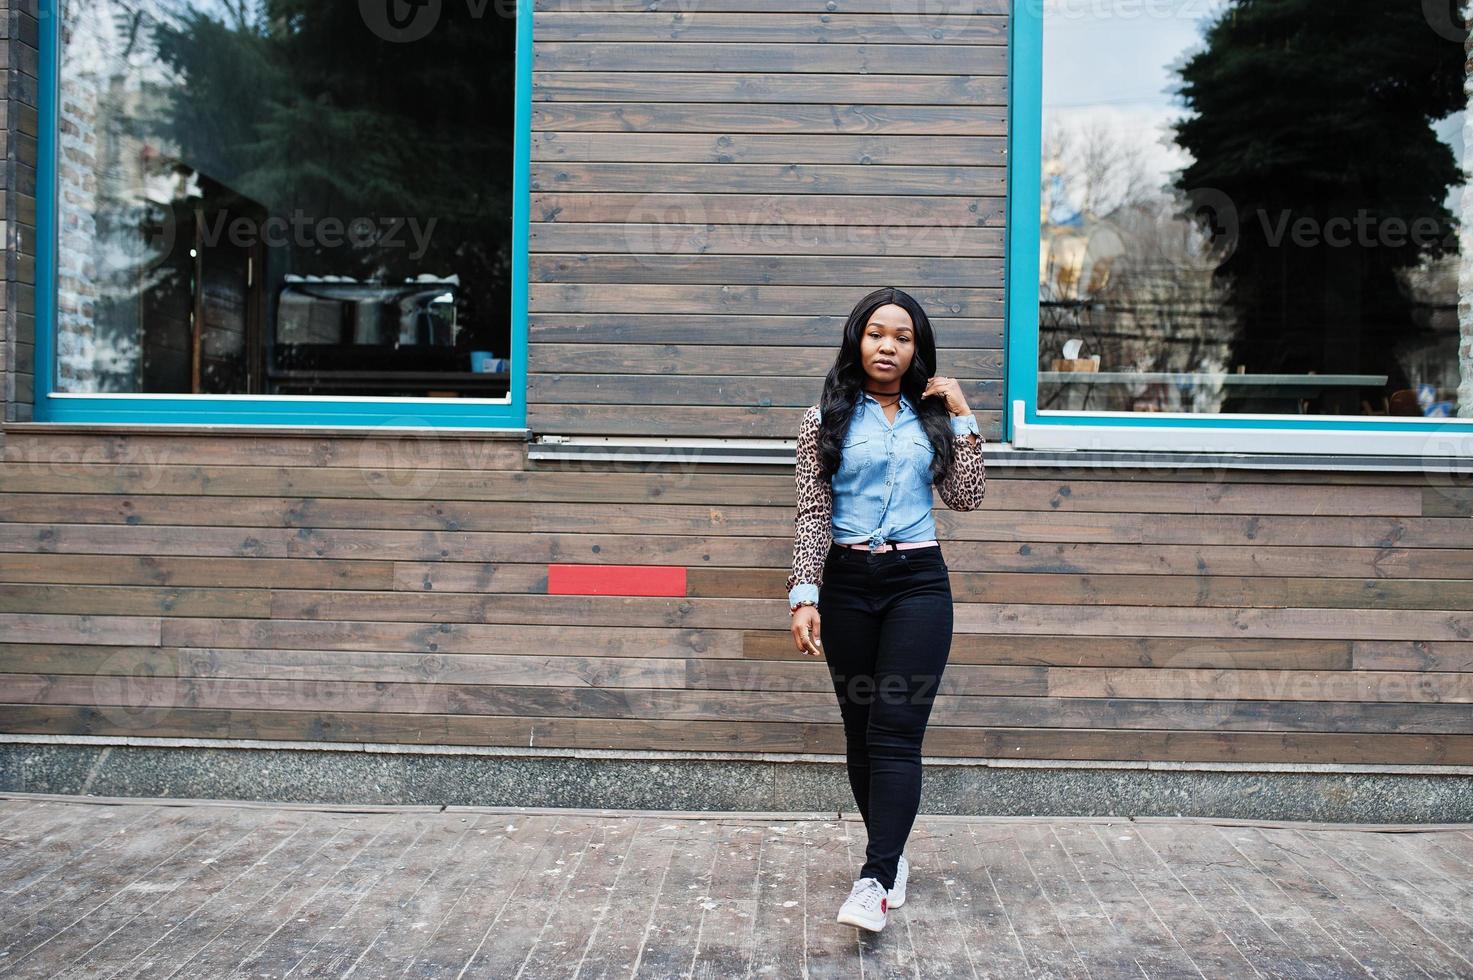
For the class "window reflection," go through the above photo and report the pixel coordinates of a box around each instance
[56,0,515,399]
[1040,0,1469,419]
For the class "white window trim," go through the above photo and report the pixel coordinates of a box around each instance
[1013,401,1473,459]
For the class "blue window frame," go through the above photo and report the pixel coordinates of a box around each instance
[1005,2,1473,457]
[33,0,530,429]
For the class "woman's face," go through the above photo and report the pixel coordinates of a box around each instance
[860,304,915,386]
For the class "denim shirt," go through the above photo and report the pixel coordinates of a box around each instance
[786,392,983,608]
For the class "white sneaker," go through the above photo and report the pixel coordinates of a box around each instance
[889,853,908,909]
[836,876,888,932]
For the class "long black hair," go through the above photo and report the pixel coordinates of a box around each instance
[812,286,960,487]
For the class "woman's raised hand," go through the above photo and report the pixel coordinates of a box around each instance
[921,375,970,416]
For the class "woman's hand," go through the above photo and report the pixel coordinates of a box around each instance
[922,376,971,417]
[791,606,823,657]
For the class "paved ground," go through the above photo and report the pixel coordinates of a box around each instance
[0,794,1470,979]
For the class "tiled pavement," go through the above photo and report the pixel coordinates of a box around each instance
[1,794,1470,978]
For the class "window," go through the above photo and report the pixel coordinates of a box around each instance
[1007,0,1473,456]
[35,0,529,428]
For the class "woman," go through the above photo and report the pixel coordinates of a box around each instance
[785,286,986,933]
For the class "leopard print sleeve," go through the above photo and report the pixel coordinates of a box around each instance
[784,404,832,599]
[936,428,986,511]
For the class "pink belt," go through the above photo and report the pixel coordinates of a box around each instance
[838,539,938,553]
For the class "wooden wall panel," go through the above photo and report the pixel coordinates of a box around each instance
[2,1,1471,774]
[0,431,1471,766]
[527,0,1008,437]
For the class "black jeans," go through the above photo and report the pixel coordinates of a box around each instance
[817,540,953,891]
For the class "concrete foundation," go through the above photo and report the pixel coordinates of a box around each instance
[2,739,1471,824]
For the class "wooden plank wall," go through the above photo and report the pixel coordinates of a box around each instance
[1,431,1472,766]
[2,1,1472,772]
[527,0,1009,437]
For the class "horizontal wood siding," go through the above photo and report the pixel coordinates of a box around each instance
[528,0,1008,436]
[1,429,1471,765]
[2,1,1471,773]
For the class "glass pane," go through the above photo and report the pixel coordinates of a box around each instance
[55,0,515,399]
[1039,0,1469,420]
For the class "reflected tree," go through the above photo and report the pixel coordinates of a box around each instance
[1172,0,1467,413]
[148,0,516,348]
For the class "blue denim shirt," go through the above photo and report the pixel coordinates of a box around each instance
[787,392,980,608]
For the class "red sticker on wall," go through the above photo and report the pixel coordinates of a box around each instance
[546,564,688,597]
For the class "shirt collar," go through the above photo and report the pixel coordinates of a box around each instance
[863,390,912,414]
